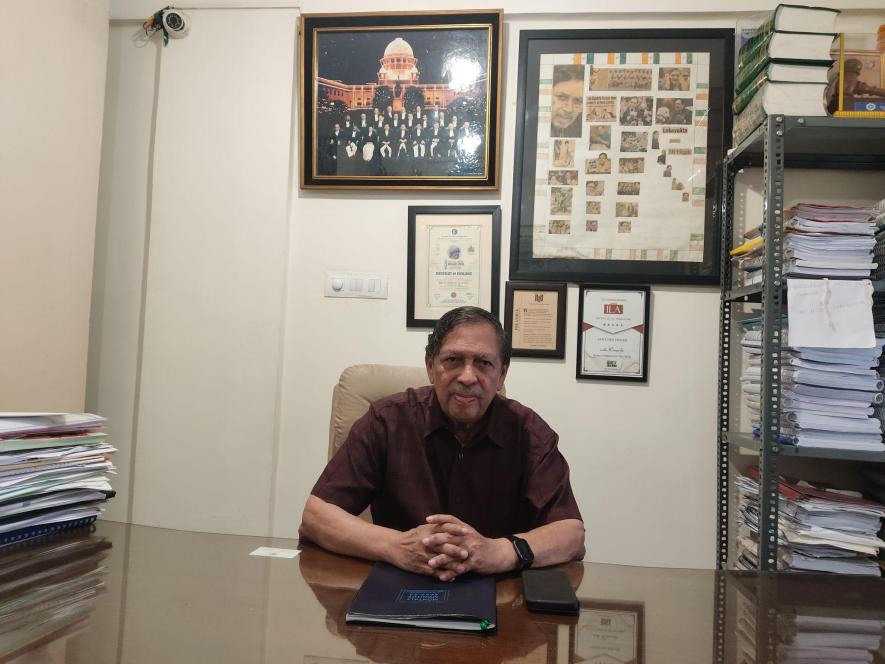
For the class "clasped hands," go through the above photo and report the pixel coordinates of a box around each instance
[391,514,514,581]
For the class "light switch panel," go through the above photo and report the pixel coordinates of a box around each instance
[324,271,389,299]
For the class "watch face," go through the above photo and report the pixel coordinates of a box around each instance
[513,537,534,565]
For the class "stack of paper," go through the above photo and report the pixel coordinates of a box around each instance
[731,203,877,286]
[871,197,885,266]
[0,414,116,546]
[0,530,110,659]
[740,327,885,452]
[736,469,885,575]
[779,614,885,664]
[734,576,885,664]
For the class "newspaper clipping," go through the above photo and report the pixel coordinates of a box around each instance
[534,55,710,262]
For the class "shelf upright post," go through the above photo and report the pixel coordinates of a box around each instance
[712,161,737,664]
[716,161,737,571]
[758,115,786,571]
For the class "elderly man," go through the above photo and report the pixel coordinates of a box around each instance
[550,64,584,138]
[299,307,584,581]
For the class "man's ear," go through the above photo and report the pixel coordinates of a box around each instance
[497,363,509,392]
[425,354,434,383]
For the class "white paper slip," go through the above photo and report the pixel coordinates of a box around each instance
[249,546,300,559]
[787,279,875,348]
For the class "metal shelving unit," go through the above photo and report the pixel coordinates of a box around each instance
[716,116,885,573]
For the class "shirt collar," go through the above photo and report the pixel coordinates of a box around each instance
[425,389,505,448]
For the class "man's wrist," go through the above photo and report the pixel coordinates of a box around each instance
[498,537,519,572]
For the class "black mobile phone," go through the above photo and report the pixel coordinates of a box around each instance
[522,569,580,615]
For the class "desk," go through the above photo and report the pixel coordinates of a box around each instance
[2,521,883,663]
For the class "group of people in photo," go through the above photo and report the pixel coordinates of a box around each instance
[321,105,482,176]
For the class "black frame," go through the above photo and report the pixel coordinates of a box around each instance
[510,29,734,284]
[299,10,503,190]
[576,283,651,382]
[407,205,501,327]
[504,281,567,359]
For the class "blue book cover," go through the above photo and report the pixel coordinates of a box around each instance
[346,562,496,632]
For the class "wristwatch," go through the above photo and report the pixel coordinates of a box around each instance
[506,535,534,571]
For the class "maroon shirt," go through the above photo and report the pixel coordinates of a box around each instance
[311,386,582,538]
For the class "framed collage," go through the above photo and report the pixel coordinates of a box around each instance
[509,29,734,284]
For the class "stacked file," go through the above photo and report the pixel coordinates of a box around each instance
[779,614,885,664]
[0,530,110,659]
[871,198,885,282]
[731,203,877,286]
[740,325,885,452]
[0,414,116,546]
[736,469,885,575]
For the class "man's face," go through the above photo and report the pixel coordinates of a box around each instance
[425,322,508,431]
[334,124,340,131]
[674,100,684,112]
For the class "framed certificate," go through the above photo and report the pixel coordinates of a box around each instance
[504,281,567,359]
[577,284,650,382]
[575,601,644,664]
[407,206,501,327]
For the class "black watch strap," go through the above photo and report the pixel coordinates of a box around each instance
[507,535,534,571]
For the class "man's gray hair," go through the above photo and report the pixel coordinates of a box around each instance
[425,306,511,365]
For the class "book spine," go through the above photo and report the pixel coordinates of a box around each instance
[733,91,767,147]
[738,13,776,63]
[735,48,773,94]
[733,73,769,115]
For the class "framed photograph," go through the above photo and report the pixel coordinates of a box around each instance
[504,281,567,359]
[300,11,503,190]
[577,284,650,382]
[575,601,644,664]
[407,206,501,327]
[509,29,734,284]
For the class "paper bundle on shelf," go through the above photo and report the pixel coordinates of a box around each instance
[871,198,885,283]
[0,414,116,546]
[0,529,110,659]
[739,322,885,452]
[736,468,885,575]
[731,203,877,287]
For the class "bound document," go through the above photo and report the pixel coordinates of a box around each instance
[346,563,496,632]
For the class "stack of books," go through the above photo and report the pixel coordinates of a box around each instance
[731,203,877,286]
[0,530,110,659]
[740,321,885,453]
[736,468,885,575]
[0,414,116,546]
[733,3,840,146]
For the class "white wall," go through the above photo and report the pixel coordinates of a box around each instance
[89,3,885,567]
[0,0,108,411]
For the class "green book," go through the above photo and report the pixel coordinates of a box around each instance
[733,68,828,115]
[738,4,839,61]
[735,48,832,96]
[738,30,837,71]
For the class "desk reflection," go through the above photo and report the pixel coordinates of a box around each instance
[0,523,881,664]
[0,529,110,662]
[298,543,584,664]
